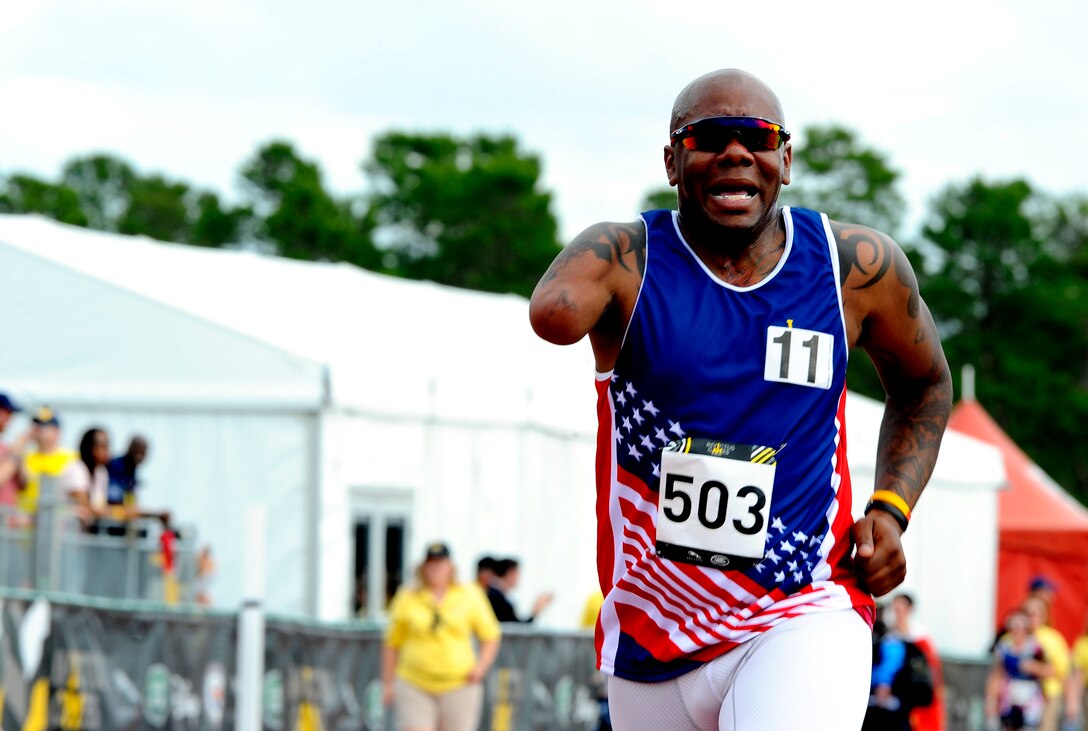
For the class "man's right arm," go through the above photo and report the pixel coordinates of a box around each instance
[529,221,644,368]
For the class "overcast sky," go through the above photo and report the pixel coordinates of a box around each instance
[2,0,1085,241]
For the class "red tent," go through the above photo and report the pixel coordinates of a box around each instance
[949,398,1088,645]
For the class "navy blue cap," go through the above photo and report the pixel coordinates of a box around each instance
[31,406,59,427]
[0,393,21,413]
[424,542,451,560]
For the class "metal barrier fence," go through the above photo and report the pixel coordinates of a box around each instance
[0,589,1000,731]
[0,477,198,603]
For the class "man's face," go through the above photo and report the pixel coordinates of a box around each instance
[0,409,11,432]
[35,424,59,450]
[664,79,791,240]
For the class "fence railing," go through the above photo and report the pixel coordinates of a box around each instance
[0,588,1000,731]
[0,476,198,603]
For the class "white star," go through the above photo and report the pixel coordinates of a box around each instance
[627,444,642,461]
[809,534,821,547]
[787,560,799,572]
[779,541,796,555]
[754,562,765,573]
[792,531,808,543]
[640,435,655,450]
[793,571,803,583]
[626,382,637,396]
[774,571,786,583]
[614,428,623,443]
[610,374,619,382]
[654,427,669,444]
[800,550,810,560]
[651,463,660,478]
[806,561,814,571]
[616,392,628,406]
[668,420,686,437]
[622,417,633,433]
[764,549,781,564]
[771,517,786,533]
[632,409,645,425]
[642,400,660,417]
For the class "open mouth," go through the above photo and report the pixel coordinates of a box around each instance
[709,185,757,202]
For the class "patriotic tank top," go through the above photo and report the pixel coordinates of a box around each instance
[594,207,874,681]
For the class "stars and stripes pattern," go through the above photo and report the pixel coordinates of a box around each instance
[596,374,864,680]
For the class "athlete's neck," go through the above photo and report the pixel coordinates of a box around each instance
[681,209,786,286]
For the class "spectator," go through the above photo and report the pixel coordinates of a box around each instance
[1068,617,1088,730]
[18,407,80,516]
[1029,576,1058,610]
[0,392,31,510]
[1023,595,1072,731]
[475,555,497,591]
[986,608,1051,730]
[863,608,911,731]
[68,427,111,526]
[196,544,216,607]
[890,593,944,731]
[382,542,500,731]
[107,435,171,526]
[487,557,554,624]
[581,589,604,630]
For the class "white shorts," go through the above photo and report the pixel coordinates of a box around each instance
[608,609,872,731]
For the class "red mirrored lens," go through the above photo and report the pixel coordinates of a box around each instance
[675,117,786,153]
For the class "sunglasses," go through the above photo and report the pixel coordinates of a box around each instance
[670,116,791,153]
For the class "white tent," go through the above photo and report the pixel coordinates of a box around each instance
[0,215,1004,657]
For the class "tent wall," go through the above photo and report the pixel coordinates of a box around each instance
[317,410,598,625]
[998,533,1088,644]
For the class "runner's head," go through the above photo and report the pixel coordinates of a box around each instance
[665,69,791,244]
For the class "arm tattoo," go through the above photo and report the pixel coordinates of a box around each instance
[838,225,920,322]
[542,221,645,283]
[836,223,951,508]
[875,365,953,509]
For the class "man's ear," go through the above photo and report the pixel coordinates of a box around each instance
[664,144,678,186]
[781,142,792,186]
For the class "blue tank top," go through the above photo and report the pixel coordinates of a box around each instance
[594,207,871,681]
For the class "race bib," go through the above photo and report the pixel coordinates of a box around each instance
[655,438,778,570]
[764,324,834,390]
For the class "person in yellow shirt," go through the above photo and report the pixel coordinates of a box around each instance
[18,407,79,516]
[1068,620,1088,729]
[382,542,501,731]
[1022,595,1070,731]
[580,589,604,630]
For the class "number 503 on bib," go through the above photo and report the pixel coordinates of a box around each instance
[655,441,777,569]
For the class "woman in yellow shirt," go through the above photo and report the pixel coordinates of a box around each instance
[382,542,501,731]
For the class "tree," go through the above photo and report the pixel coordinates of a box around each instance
[640,188,677,212]
[61,154,137,232]
[918,179,1088,501]
[0,174,88,226]
[363,132,561,297]
[241,141,375,266]
[779,125,905,237]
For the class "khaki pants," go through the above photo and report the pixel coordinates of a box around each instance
[1039,694,1061,731]
[393,679,483,731]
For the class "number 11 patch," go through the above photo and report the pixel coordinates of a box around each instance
[764,325,834,390]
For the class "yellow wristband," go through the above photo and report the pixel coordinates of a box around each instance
[869,490,912,521]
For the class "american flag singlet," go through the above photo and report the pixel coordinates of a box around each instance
[594,207,874,681]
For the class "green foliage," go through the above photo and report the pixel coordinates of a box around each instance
[917,179,1088,501]
[0,174,88,226]
[780,125,905,236]
[641,188,678,212]
[240,141,376,266]
[364,132,561,297]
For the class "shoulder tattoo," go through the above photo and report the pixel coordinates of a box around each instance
[542,221,646,283]
[836,225,920,319]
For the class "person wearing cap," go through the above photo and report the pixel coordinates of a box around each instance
[1022,595,1071,731]
[17,406,80,516]
[382,541,501,731]
[0,392,32,509]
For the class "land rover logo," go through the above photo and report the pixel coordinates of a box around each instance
[710,555,730,567]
